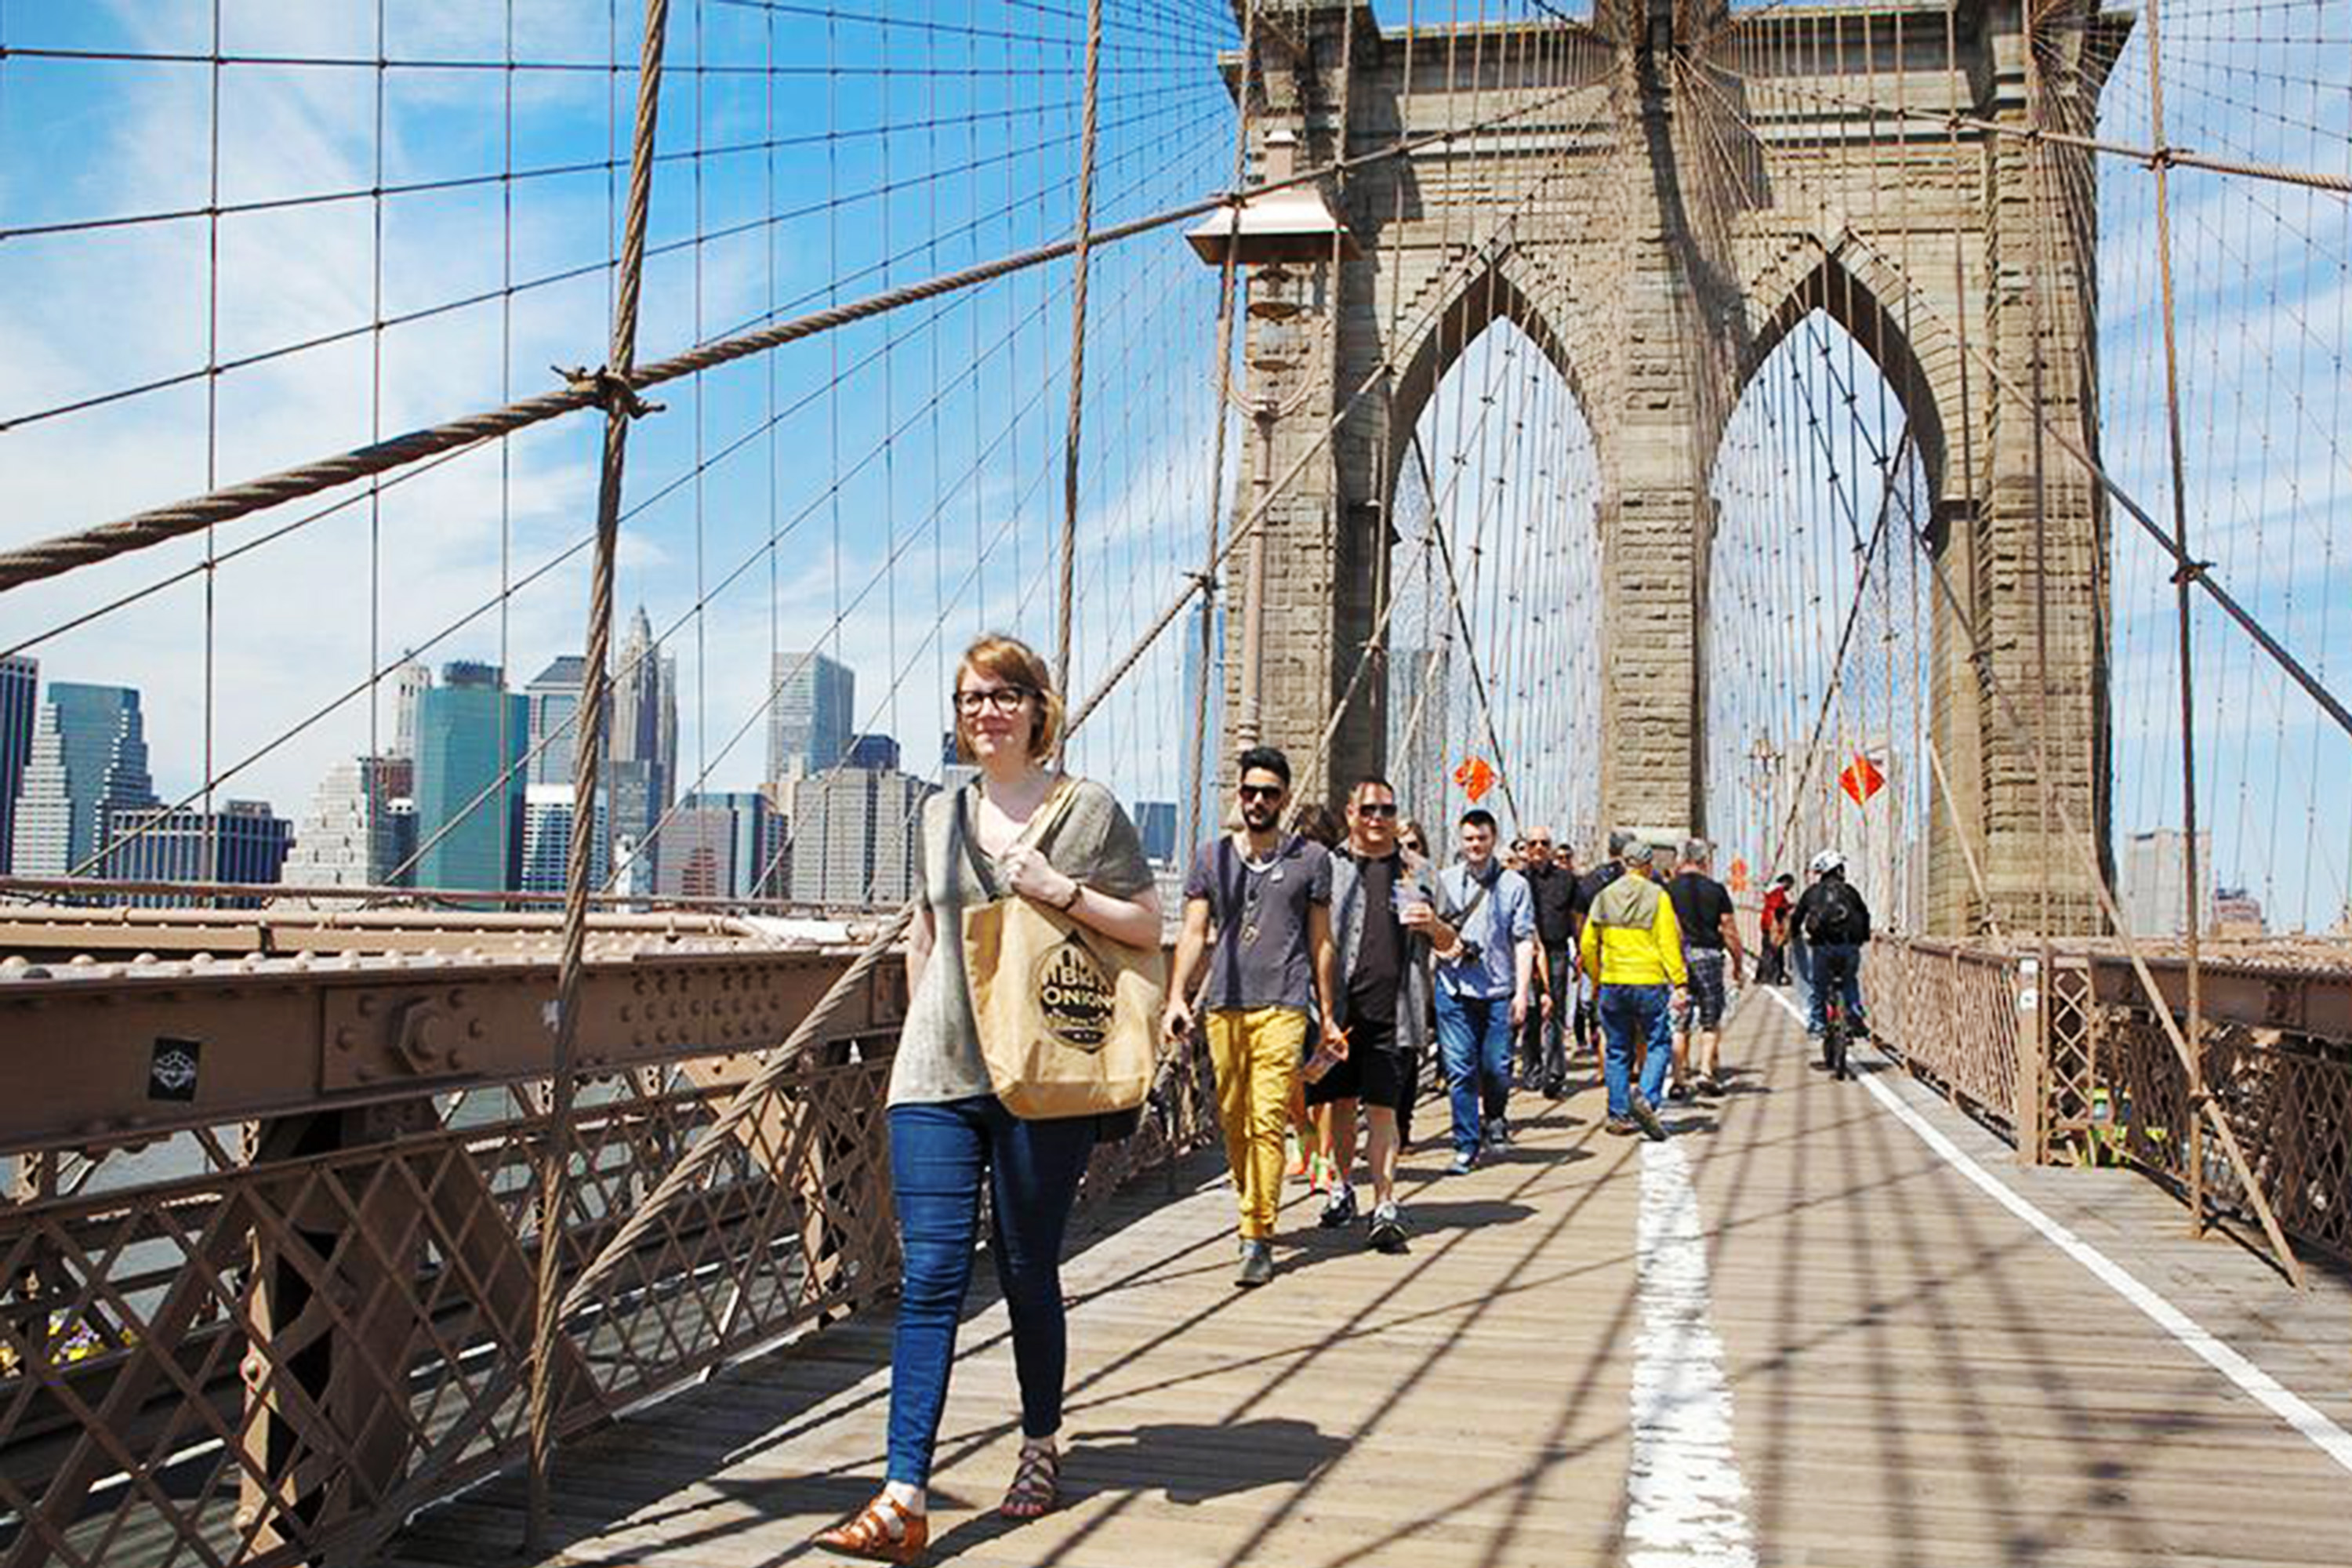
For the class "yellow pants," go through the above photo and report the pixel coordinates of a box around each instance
[1206,1007,1306,1240]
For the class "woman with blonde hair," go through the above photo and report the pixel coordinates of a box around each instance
[816,633,1159,1563]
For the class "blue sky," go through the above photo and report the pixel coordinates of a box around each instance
[2,2,2344,925]
[0,0,1242,864]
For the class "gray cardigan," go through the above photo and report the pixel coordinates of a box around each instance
[1327,848,1435,1052]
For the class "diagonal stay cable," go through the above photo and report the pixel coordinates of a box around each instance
[0,72,1606,597]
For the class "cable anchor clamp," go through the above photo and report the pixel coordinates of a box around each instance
[2170,557,2212,587]
[558,364,662,422]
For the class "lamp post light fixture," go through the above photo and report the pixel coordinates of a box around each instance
[1187,128,1359,751]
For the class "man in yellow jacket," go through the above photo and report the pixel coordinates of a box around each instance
[1579,832,1688,1140]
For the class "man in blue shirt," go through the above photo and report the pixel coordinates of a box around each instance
[1429,808,1536,1174]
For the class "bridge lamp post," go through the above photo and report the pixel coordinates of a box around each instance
[1185,127,1358,753]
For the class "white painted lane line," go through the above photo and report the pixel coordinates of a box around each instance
[1628,1136,1758,1568]
[1762,985,2352,1476]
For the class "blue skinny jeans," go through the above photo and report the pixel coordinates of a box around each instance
[1597,983,1674,1119]
[885,1096,1095,1488]
[1433,989,1515,1156]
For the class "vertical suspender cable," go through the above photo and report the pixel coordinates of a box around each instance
[1054,0,1105,692]
[2142,0,2207,1233]
[528,0,670,1548]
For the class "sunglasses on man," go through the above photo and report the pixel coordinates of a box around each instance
[1237,783,1285,802]
[1353,800,1398,818]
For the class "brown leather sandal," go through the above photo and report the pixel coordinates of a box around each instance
[998,1443,1061,1520]
[814,1492,928,1563]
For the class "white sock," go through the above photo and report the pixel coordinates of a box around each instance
[882,1479,925,1519]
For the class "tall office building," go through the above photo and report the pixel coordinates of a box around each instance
[655,791,782,902]
[10,682,158,877]
[846,732,900,771]
[0,655,37,874]
[789,765,932,907]
[282,755,416,889]
[765,649,854,782]
[524,655,586,786]
[938,728,979,796]
[2118,829,2214,938]
[390,660,431,760]
[611,608,677,877]
[612,608,677,789]
[99,799,291,906]
[519,783,609,895]
[411,662,528,896]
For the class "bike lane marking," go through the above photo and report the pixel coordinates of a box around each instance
[1764,983,2352,1477]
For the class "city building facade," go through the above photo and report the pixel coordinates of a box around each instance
[411,662,528,896]
[282,755,416,889]
[765,649,854,782]
[9,682,158,878]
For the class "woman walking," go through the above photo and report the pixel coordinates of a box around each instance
[815,634,1160,1563]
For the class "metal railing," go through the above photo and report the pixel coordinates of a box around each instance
[0,938,1219,1568]
[1863,935,2352,1269]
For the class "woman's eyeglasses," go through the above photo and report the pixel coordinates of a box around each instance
[954,686,1035,716]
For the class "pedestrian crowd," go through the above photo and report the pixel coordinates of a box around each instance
[818,632,1871,1562]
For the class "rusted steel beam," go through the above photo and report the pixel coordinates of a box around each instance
[0,947,902,1156]
[2081,954,2352,1043]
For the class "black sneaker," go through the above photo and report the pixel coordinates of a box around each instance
[1628,1095,1669,1142]
[1367,1202,1407,1253]
[1488,1116,1514,1148]
[1695,1073,1724,1097]
[1318,1185,1358,1229]
[1667,1081,1694,1104]
[1541,1077,1567,1101]
[1235,1239,1274,1289]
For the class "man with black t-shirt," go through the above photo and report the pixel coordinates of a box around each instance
[1572,843,1622,1058]
[1666,839,1746,1098]
[1519,828,1579,1098]
[1312,778,1450,1250]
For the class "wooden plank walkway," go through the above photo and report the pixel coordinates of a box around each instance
[388,993,2351,1567]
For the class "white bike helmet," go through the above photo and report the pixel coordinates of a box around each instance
[1809,849,1846,877]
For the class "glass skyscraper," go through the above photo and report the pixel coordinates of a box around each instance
[524,655,586,786]
[10,681,157,878]
[765,649,854,783]
[0,655,36,875]
[411,662,528,896]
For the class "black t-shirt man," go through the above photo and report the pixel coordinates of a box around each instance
[1667,870,1735,952]
[1347,851,1403,1029]
[1525,860,1577,949]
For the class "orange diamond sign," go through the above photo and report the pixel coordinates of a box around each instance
[1453,756,1497,803]
[1840,752,1886,806]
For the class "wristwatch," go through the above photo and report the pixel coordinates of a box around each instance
[1055,880,1084,912]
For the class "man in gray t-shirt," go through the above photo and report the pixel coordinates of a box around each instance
[1163,746,1338,1287]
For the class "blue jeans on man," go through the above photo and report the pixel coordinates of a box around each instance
[885,1096,1095,1487]
[1433,989,1515,1157]
[1597,983,1674,1120]
[1806,942,1864,1035]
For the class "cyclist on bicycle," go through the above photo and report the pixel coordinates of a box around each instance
[1791,850,1871,1039]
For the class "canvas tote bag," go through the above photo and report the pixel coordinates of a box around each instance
[957,779,1165,1120]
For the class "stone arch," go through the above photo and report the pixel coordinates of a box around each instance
[1385,241,1602,500]
[1730,232,1961,510]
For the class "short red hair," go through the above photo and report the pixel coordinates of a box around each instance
[953,633,1064,762]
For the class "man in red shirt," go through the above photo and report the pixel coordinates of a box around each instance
[1758,873,1795,985]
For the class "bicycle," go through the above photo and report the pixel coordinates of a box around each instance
[1820,986,1853,1080]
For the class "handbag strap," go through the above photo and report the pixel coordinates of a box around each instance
[955,775,1079,902]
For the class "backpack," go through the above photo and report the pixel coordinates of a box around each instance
[1802,878,1865,944]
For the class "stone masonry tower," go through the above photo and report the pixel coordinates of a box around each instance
[1216,0,2116,935]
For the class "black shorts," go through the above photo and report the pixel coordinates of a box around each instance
[1305,1018,1410,1112]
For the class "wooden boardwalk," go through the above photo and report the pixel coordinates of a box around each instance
[389,994,2352,1567]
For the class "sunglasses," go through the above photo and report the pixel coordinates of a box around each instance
[1526,838,1552,848]
[1354,801,1398,818]
[1237,783,1285,802]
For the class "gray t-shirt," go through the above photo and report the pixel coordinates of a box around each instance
[888,777,1156,1107]
[1182,833,1332,1012]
